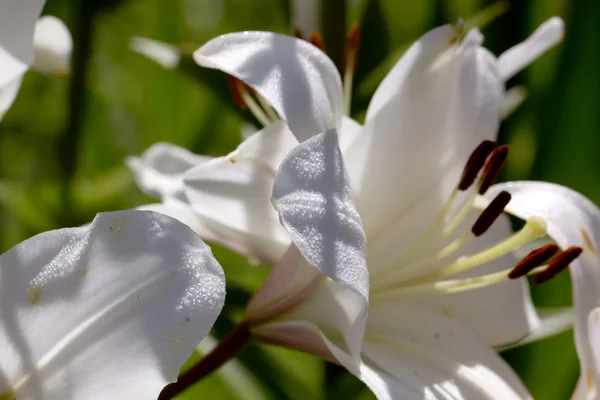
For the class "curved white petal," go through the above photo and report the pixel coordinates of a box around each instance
[496,307,573,351]
[347,28,502,259]
[193,31,343,142]
[272,128,368,359]
[182,126,293,263]
[0,75,23,119]
[256,304,531,400]
[32,15,72,76]
[364,24,455,122]
[130,37,181,69]
[0,0,45,88]
[231,119,298,172]
[358,304,532,400]
[126,142,211,201]
[498,17,564,81]
[483,181,600,396]
[0,210,225,400]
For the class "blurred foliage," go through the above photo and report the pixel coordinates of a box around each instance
[0,0,592,398]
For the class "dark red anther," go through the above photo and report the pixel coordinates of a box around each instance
[227,76,247,110]
[458,140,497,191]
[508,244,560,279]
[343,23,361,72]
[478,145,510,195]
[471,191,512,236]
[533,246,583,284]
[309,32,326,52]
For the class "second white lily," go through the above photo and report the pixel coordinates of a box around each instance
[130,18,567,399]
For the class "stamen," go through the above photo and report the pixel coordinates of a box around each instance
[343,23,361,116]
[534,246,583,284]
[508,244,560,279]
[471,191,511,236]
[478,145,509,194]
[228,76,272,127]
[433,216,547,279]
[227,76,247,110]
[458,140,497,191]
[256,95,279,122]
[449,18,465,44]
[309,32,326,52]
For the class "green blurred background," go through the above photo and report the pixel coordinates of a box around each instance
[0,0,591,398]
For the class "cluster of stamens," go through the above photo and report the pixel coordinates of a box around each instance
[373,140,582,301]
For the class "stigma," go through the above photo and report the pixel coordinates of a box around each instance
[372,140,582,301]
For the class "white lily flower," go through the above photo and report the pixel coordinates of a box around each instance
[480,182,600,399]
[0,0,72,119]
[130,18,566,399]
[0,210,226,399]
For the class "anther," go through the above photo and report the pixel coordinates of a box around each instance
[343,23,361,72]
[293,27,305,39]
[534,246,583,284]
[478,145,509,194]
[309,32,326,52]
[458,140,497,191]
[471,191,511,236]
[508,244,560,279]
[227,76,247,110]
[343,23,361,116]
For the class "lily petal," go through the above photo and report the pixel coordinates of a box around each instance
[483,181,600,396]
[497,17,564,81]
[183,122,295,263]
[256,303,532,400]
[364,24,455,122]
[193,31,343,141]
[0,0,45,88]
[32,15,72,76]
[347,28,502,261]
[358,304,533,400]
[126,142,211,202]
[496,307,573,351]
[0,210,225,400]
[272,128,368,360]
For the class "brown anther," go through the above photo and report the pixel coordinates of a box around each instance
[227,76,247,110]
[534,246,583,284]
[293,27,305,39]
[478,145,509,195]
[309,32,326,52]
[471,191,511,236]
[508,244,560,279]
[458,140,497,191]
[343,23,361,72]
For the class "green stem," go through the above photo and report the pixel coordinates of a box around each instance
[321,0,347,72]
[58,0,94,225]
[158,321,252,399]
